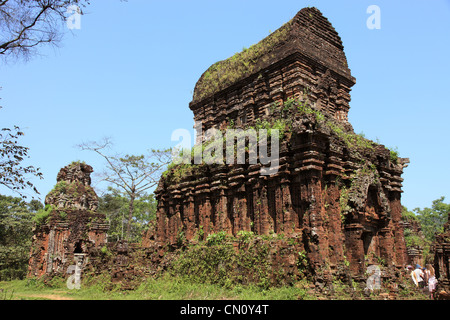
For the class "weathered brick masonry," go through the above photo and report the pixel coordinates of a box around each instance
[28,8,411,289]
[151,7,410,280]
[28,162,108,278]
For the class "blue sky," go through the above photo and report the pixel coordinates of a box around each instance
[0,0,449,211]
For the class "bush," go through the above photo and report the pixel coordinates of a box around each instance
[171,244,236,287]
[169,237,281,290]
[206,231,229,246]
[33,205,54,226]
[389,148,399,164]
[236,230,255,244]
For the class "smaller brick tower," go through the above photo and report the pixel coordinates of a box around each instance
[28,162,109,278]
[433,213,450,293]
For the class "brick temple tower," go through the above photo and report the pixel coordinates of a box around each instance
[28,162,109,278]
[149,7,410,280]
[433,213,450,293]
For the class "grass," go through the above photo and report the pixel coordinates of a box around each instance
[1,242,430,301]
[135,275,309,300]
[1,273,430,301]
[0,278,73,300]
[0,275,311,300]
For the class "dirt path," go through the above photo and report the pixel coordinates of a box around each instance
[15,293,75,300]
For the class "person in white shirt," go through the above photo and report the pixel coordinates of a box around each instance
[411,264,425,288]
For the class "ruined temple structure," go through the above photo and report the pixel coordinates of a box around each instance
[399,218,424,267]
[151,7,410,281]
[433,214,450,294]
[28,162,109,278]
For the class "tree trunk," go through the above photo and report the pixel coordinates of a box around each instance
[126,193,135,241]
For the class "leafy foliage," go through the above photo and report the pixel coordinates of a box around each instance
[326,120,375,151]
[402,199,450,264]
[170,240,274,290]
[252,118,289,140]
[389,147,400,164]
[98,187,157,243]
[33,204,54,226]
[414,196,450,242]
[206,231,230,246]
[0,195,42,281]
[0,125,43,198]
[170,230,306,291]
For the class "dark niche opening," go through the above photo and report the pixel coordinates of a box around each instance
[74,241,83,254]
[362,232,373,256]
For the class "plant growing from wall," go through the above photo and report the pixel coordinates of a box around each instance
[194,20,292,101]
[33,204,54,226]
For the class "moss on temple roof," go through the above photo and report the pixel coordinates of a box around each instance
[192,18,293,103]
[191,7,353,105]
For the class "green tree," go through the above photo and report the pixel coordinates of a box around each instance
[0,194,42,280]
[401,206,433,263]
[98,187,157,243]
[414,197,450,242]
[79,138,170,241]
[0,124,43,198]
[98,188,128,242]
